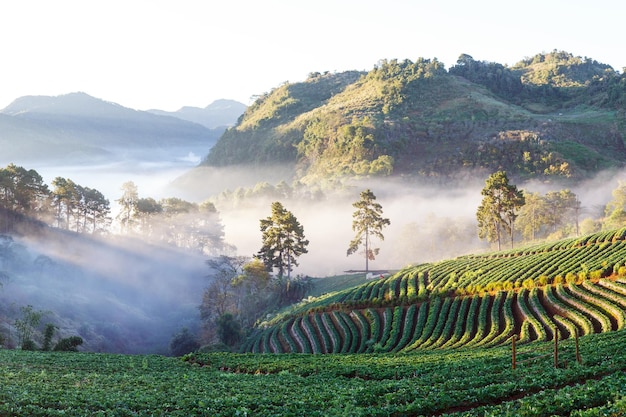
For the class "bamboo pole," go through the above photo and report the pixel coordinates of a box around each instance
[554,327,559,369]
[575,327,581,364]
[512,334,517,370]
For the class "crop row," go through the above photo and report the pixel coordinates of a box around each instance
[332,227,626,307]
[244,279,626,353]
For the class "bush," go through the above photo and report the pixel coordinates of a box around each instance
[21,339,37,351]
[53,336,83,352]
[169,328,200,357]
[565,272,577,283]
[589,270,602,281]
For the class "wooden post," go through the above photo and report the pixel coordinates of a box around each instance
[554,327,559,369]
[512,335,517,370]
[575,328,581,364]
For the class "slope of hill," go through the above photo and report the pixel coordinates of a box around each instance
[0,92,221,165]
[241,227,626,353]
[147,99,246,129]
[0,228,206,354]
[200,51,626,185]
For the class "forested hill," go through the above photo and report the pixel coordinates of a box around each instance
[202,50,626,184]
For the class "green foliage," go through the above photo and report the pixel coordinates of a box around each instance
[476,171,525,250]
[53,336,84,352]
[0,330,623,416]
[200,52,625,184]
[257,201,309,279]
[42,324,56,352]
[168,328,199,356]
[250,227,626,354]
[14,305,45,350]
[216,314,241,348]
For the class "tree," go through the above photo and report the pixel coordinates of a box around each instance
[14,305,45,350]
[604,181,626,230]
[51,177,79,229]
[53,336,84,352]
[476,171,525,250]
[347,189,390,272]
[257,201,309,279]
[116,181,139,233]
[516,191,550,241]
[81,187,111,234]
[0,164,50,232]
[216,313,242,348]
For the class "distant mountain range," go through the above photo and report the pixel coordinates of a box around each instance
[147,99,246,129]
[0,92,246,165]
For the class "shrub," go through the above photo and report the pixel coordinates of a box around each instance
[21,339,37,351]
[565,272,577,283]
[42,324,57,351]
[53,336,83,352]
[589,270,602,281]
[169,328,200,356]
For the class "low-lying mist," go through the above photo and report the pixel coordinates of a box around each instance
[0,229,207,354]
[2,150,624,355]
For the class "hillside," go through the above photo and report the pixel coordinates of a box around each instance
[241,227,626,354]
[0,228,206,354]
[201,51,626,185]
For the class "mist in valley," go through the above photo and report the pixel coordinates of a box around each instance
[2,150,625,354]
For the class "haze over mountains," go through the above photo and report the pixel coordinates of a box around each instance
[2,50,626,355]
[0,92,245,166]
[147,99,246,129]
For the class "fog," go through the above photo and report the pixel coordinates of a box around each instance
[0,229,207,354]
[27,157,626,279]
[3,151,625,353]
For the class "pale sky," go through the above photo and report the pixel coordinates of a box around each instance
[1,0,623,111]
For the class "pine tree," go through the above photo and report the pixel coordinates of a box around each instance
[257,201,309,279]
[347,189,390,272]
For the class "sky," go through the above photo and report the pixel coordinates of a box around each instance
[0,0,624,112]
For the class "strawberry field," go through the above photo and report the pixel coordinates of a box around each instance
[3,228,626,415]
[1,329,625,416]
[244,227,626,354]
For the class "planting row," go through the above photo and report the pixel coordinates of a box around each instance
[313,227,626,311]
[242,279,626,353]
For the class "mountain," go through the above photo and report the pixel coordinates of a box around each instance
[200,51,626,185]
[0,92,223,165]
[147,99,247,129]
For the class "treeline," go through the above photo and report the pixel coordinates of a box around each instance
[0,163,227,255]
[449,50,626,109]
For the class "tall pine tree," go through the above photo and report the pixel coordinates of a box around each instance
[347,189,390,272]
[257,201,308,279]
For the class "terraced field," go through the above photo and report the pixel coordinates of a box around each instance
[242,227,626,354]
